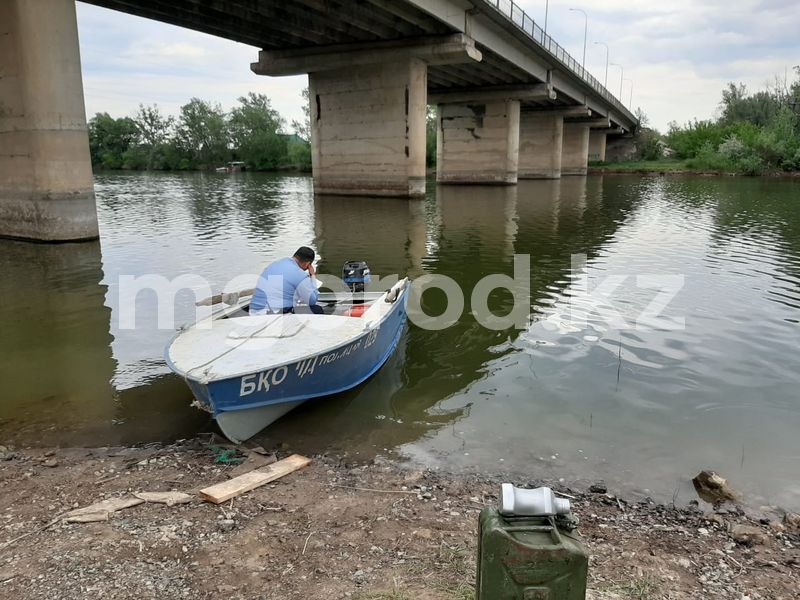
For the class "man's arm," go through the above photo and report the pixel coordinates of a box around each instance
[295,274,319,306]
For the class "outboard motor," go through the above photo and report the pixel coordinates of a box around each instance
[342,261,371,293]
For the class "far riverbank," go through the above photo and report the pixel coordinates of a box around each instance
[589,159,800,177]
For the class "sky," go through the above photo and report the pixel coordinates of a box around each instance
[75,0,799,132]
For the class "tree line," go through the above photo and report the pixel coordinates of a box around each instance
[88,91,311,172]
[636,68,800,174]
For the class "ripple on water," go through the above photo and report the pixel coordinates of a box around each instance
[2,173,800,509]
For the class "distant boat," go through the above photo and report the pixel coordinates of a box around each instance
[165,279,409,442]
[215,161,246,174]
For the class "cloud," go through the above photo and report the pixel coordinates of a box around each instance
[122,41,211,63]
[76,2,308,130]
[516,0,799,130]
[76,0,799,133]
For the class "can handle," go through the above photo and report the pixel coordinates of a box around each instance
[503,517,563,545]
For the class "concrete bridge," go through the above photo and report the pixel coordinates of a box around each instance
[1,0,638,241]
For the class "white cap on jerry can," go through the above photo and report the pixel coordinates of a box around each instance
[500,484,571,517]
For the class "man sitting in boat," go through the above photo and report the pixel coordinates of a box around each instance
[249,246,324,315]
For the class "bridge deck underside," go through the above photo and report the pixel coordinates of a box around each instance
[83,0,606,116]
[83,0,452,49]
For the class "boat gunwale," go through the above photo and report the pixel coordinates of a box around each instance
[164,280,409,384]
[207,316,407,415]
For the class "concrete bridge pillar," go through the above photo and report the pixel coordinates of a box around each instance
[436,100,521,185]
[606,135,638,162]
[252,34,481,197]
[0,0,98,241]
[561,122,592,176]
[518,112,563,179]
[308,59,428,196]
[588,130,607,162]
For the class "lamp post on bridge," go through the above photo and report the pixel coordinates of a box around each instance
[610,62,624,100]
[544,0,549,33]
[594,41,609,88]
[568,8,588,69]
[623,78,634,108]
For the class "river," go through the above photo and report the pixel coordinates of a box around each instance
[1,172,798,508]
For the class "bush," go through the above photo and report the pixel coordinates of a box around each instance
[121,146,149,170]
[782,148,800,172]
[637,128,663,160]
[287,141,312,171]
[99,150,122,170]
[735,153,765,176]
[685,142,734,172]
[667,72,800,173]
[718,135,747,161]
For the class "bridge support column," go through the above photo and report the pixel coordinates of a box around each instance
[252,34,481,198]
[561,122,591,176]
[0,0,98,241]
[518,112,563,179]
[588,130,607,162]
[308,59,427,197]
[436,100,520,184]
[606,135,638,161]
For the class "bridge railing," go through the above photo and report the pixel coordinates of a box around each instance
[484,0,634,122]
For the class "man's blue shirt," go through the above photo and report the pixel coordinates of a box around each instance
[250,257,318,312]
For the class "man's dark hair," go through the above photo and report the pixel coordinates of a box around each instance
[294,246,315,262]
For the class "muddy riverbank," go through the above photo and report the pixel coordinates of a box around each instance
[0,439,797,599]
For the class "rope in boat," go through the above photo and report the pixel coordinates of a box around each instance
[180,280,405,384]
[183,308,307,383]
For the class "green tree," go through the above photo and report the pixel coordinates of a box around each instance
[426,106,437,167]
[291,87,311,142]
[174,98,230,169]
[719,83,781,127]
[229,92,288,169]
[132,104,174,169]
[87,112,138,169]
[288,140,312,171]
[631,108,662,160]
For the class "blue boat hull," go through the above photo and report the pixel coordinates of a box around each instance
[184,292,408,441]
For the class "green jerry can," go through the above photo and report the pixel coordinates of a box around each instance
[476,484,588,599]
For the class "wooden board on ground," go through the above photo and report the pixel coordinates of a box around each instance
[199,454,311,504]
[62,496,145,523]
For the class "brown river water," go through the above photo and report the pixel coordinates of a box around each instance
[1,172,798,508]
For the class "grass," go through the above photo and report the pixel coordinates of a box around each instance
[435,542,473,578]
[620,575,661,599]
[447,582,475,600]
[354,590,412,600]
[589,158,693,171]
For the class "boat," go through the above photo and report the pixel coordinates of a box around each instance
[165,277,410,442]
[214,161,247,173]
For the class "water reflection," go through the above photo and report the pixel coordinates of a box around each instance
[313,194,427,280]
[0,240,115,443]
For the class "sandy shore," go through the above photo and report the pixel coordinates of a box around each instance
[0,439,797,599]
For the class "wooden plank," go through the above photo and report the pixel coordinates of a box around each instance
[198,454,311,504]
[196,287,254,307]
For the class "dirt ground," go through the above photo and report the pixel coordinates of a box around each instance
[0,439,797,600]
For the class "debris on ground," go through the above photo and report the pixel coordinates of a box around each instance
[62,496,144,523]
[133,491,194,506]
[0,442,796,599]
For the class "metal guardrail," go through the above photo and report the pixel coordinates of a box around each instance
[482,0,635,123]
